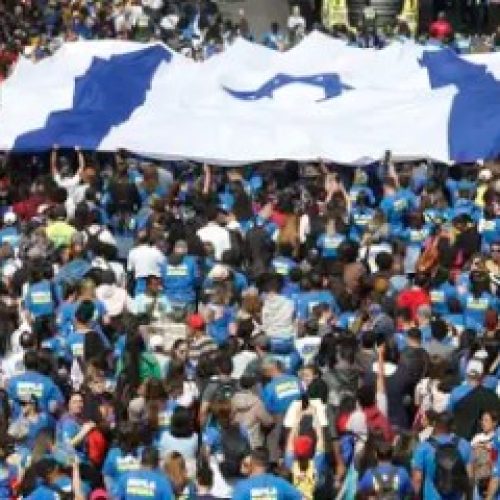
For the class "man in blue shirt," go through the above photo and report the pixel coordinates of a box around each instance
[261,357,301,415]
[117,446,174,500]
[162,239,199,309]
[232,448,302,500]
[412,412,472,500]
[7,350,64,416]
[358,441,412,498]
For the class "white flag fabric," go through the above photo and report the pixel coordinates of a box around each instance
[1,32,500,164]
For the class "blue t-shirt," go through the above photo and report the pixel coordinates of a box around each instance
[103,447,141,498]
[272,257,298,278]
[232,473,302,500]
[7,371,64,416]
[478,216,500,248]
[162,255,199,304]
[0,462,15,499]
[461,292,499,330]
[411,434,472,500]
[261,374,301,415]
[117,468,174,500]
[350,207,375,241]
[0,226,20,248]
[429,282,458,316]
[66,330,85,361]
[358,463,413,497]
[295,290,338,321]
[316,233,345,259]
[25,280,56,319]
[56,414,86,460]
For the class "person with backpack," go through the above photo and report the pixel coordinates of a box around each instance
[284,402,326,500]
[199,355,237,427]
[358,441,413,499]
[412,411,472,500]
[202,400,251,483]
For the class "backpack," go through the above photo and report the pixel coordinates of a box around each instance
[372,467,399,500]
[428,436,469,496]
[292,460,317,500]
[219,423,251,478]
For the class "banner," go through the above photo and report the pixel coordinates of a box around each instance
[0,32,499,164]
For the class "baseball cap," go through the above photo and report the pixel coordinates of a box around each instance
[466,359,483,378]
[3,211,16,225]
[293,435,314,459]
[186,313,205,330]
[148,334,164,351]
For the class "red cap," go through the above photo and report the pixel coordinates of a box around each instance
[293,435,314,459]
[187,313,205,330]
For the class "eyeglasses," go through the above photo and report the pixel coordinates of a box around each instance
[492,248,500,253]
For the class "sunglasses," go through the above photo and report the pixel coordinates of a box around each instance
[492,248,500,253]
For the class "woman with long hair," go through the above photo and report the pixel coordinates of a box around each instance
[102,422,142,498]
[164,451,196,499]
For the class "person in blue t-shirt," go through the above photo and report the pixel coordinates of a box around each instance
[261,358,301,415]
[412,412,472,500]
[162,240,199,308]
[460,272,499,331]
[380,177,411,232]
[295,274,338,323]
[350,192,375,242]
[316,217,346,260]
[116,446,174,500]
[232,448,302,500]
[478,198,500,251]
[103,422,142,498]
[0,211,20,249]
[56,391,94,462]
[358,441,412,498]
[272,243,298,279]
[349,169,375,207]
[24,266,56,320]
[429,268,458,316]
[7,350,64,416]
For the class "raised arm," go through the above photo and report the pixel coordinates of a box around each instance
[202,163,212,195]
[50,144,59,177]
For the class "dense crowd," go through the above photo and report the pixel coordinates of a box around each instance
[1,0,500,81]
[0,148,497,500]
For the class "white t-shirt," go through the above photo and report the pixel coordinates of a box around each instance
[127,244,166,279]
[197,223,231,261]
[231,350,258,379]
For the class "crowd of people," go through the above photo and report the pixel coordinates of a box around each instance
[1,0,500,81]
[0,147,497,500]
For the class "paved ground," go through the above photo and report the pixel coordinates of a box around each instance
[217,0,291,38]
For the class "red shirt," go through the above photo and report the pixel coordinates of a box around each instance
[397,287,431,321]
[429,19,453,40]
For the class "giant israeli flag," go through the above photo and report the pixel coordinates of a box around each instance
[1,32,500,164]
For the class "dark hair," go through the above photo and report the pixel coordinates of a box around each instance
[196,458,214,488]
[75,300,95,324]
[141,446,160,469]
[407,327,422,342]
[357,385,376,409]
[24,350,39,371]
[216,354,233,376]
[169,406,195,438]
[431,318,448,341]
[375,252,393,272]
[376,441,393,461]
[251,447,269,468]
[117,422,141,455]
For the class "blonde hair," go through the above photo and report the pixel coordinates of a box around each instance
[164,451,188,493]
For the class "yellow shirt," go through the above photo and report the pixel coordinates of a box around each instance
[46,221,76,248]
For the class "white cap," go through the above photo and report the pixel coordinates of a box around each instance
[149,334,164,351]
[478,168,492,181]
[3,211,16,225]
[466,359,483,378]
